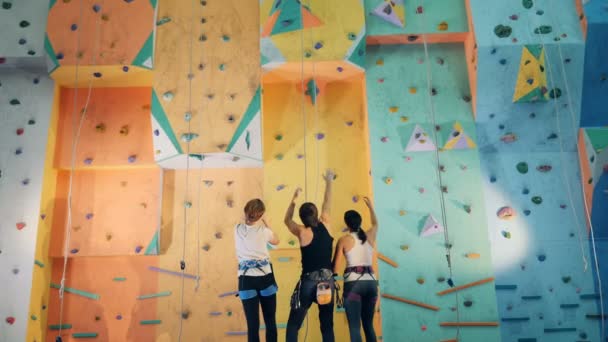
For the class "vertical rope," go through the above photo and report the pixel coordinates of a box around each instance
[57,0,104,338]
[419,0,460,338]
[177,0,196,340]
[299,0,309,202]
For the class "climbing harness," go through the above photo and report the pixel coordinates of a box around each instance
[56,1,104,341]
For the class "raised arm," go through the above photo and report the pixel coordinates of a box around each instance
[364,197,379,244]
[284,188,304,237]
[320,169,336,223]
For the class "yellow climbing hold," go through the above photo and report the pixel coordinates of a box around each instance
[399,210,407,216]
[438,21,448,31]
[400,116,409,122]
[466,253,481,259]
[384,177,392,185]
[376,58,384,65]
[416,277,425,284]
[389,106,399,113]
[409,87,417,94]
[400,245,409,251]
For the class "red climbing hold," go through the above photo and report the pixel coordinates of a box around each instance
[416,6,423,14]
[16,128,24,135]
[16,222,26,230]
[0,57,5,64]
[6,317,15,325]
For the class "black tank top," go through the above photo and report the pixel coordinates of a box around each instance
[300,222,334,274]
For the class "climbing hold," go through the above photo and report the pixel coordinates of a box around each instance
[22,178,30,185]
[15,148,22,155]
[441,186,448,193]
[93,4,101,12]
[162,91,174,101]
[522,188,530,195]
[500,133,517,143]
[381,137,389,143]
[399,210,406,216]
[523,209,531,216]
[463,300,473,307]
[19,20,30,28]
[135,245,143,253]
[71,23,78,31]
[376,58,384,65]
[560,204,567,209]
[537,164,552,172]
[16,222,26,230]
[502,231,512,239]
[547,133,557,140]
[497,207,516,220]
[184,113,192,122]
[499,59,507,65]
[437,22,448,31]
[202,244,210,251]
[304,50,312,58]
[181,133,199,142]
[314,41,323,49]
[274,134,283,141]
[184,201,192,209]
[562,276,571,283]
[215,232,223,239]
[2,2,12,9]
[534,25,552,34]
[531,196,542,204]
[128,155,137,163]
[416,6,423,13]
[389,106,399,113]
[416,277,425,285]
[6,317,15,325]
[419,187,425,194]
[462,95,471,102]
[16,128,24,135]
[116,314,122,320]
[93,72,102,78]
[516,162,528,174]
[400,245,409,251]
[288,240,296,246]
[494,25,512,38]
[430,88,437,96]
[226,199,234,208]
[276,185,285,191]
[490,176,496,183]
[537,254,546,262]
[219,64,226,71]
[120,125,129,136]
[409,87,417,94]
[70,248,79,254]
[337,66,344,72]
[316,133,325,140]
[509,14,519,20]
[85,213,94,220]
[549,88,562,99]
[464,205,472,214]
[407,35,418,42]
[523,0,534,8]
[10,99,20,105]
[466,253,480,259]
[383,177,392,185]
[347,33,356,40]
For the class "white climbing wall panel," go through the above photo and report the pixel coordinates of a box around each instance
[0,69,54,342]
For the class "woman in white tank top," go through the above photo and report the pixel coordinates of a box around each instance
[332,197,378,342]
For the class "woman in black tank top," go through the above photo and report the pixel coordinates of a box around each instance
[283,170,337,342]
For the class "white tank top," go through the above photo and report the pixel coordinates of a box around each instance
[344,232,375,282]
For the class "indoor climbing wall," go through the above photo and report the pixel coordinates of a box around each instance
[151,0,262,169]
[41,1,161,341]
[579,0,608,328]
[471,0,601,340]
[0,1,54,341]
[365,40,500,340]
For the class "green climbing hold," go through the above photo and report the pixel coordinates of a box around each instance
[156,17,171,26]
[2,2,12,10]
[516,162,529,174]
[531,196,543,204]
[304,50,312,58]
[288,240,296,246]
[562,276,571,283]
[222,35,230,42]
[275,134,283,141]
[549,88,562,99]
[31,315,37,321]
[347,32,357,41]
[522,0,534,9]
[10,99,20,105]
[494,25,512,38]
[20,20,30,28]
[219,64,225,71]
[534,25,552,34]
[226,311,233,317]
[275,154,284,161]
[502,231,512,239]
[588,177,593,184]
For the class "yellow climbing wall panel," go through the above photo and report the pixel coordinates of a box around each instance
[512,45,548,103]
[26,85,61,342]
[260,0,365,63]
[154,0,260,154]
[262,77,373,249]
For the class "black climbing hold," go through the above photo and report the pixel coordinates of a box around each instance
[407,35,418,42]
[19,20,30,28]
[201,17,206,24]
[2,1,12,10]
[549,88,562,99]
[529,112,536,118]
[10,99,20,105]
[56,52,64,60]
[27,50,35,56]
[499,59,507,65]
[431,88,437,96]
[534,25,552,34]
[181,310,190,319]
[56,337,63,342]
[180,261,185,270]
[462,95,471,102]
[564,58,571,63]
[199,34,207,41]
[591,155,595,163]
[523,0,533,9]
[547,133,557,140]
[93,4,101,12]
[499,124,504,130]
[28,119,35,125]
[33,78,40,84]
[463,300,473,307]
[18,38,26,45]
[536,9,544,15]
[447,278,454,287]
[122,66,129,72]
[494,25,512,38]
[15,148,22,155]
[200,0,207,5]
[562,276,571,283]
[491,48,497,54]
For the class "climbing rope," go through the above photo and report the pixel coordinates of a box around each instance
[536,6,605,338]
[298,0,309,202]
[56,0,104,340]
[177,0,197,340]
[419,0,461,338]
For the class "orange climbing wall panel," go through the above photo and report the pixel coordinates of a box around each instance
[46,0,154,67]
[49,167,161,257]
[46,256,159,342]
[156,169,265,341]
[153,0,260,154]
[55,87,155,169]
[578,129,594,230]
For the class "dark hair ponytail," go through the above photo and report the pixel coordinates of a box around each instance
[299,202,320,228]
[344,210,367,244]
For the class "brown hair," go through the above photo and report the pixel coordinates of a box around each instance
[244,199,265,222]
[299,202,319,228]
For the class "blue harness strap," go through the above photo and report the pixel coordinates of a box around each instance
[260,284,278,297]
[239,289,258,300]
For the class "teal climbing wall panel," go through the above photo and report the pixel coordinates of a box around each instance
[366,43,500,342]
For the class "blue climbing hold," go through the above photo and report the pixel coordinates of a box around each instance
[93,72,102,78]
[71,24,78,31]
[537,254,546,262]
[122,66,129,72]
[490,176,497,183]
[56,53,64,60]
[93,4,101,12]
[523,209,531,216]
[499,59,507,65]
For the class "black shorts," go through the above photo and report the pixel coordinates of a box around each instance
[238,273,278,300]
